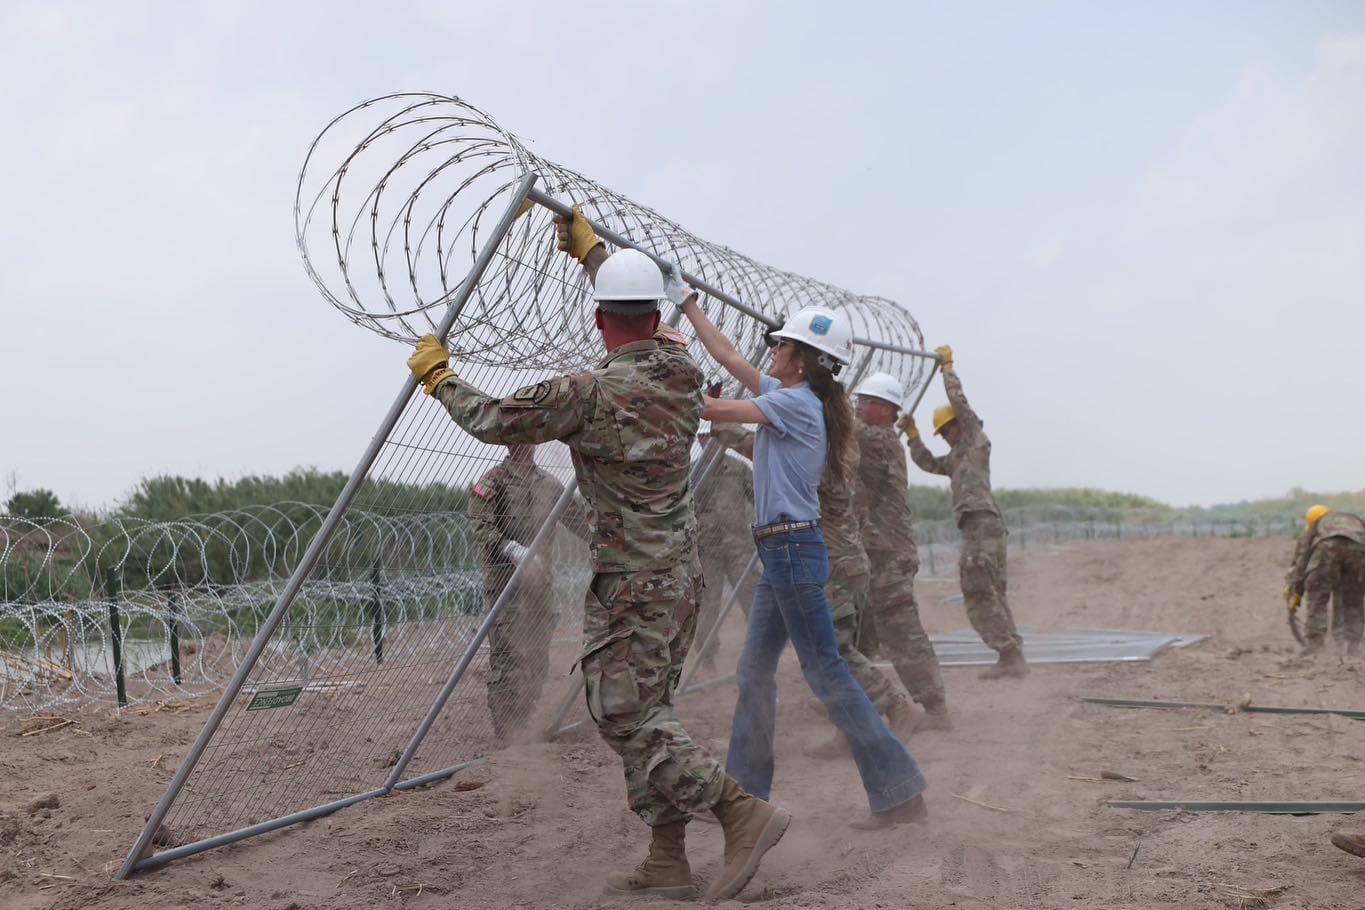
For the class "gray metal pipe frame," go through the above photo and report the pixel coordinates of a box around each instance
[1109,800,1365,815]
[677,549,760,694]
[524,187,937,360]
[1081,696,1365,721]
[118,171,541,879]
[384,474,582,790]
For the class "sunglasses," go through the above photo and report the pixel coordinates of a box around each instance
[763,335,793,351]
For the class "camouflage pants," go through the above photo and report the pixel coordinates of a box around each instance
[485,572,555,743]
[1303,538,1365,644]
[861,550,947,710]
[696,534,760,663]
[578,559,725,826]
[959,512,1023,653]
[827,568,898,714]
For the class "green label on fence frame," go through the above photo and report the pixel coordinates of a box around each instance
[246,686,303,711]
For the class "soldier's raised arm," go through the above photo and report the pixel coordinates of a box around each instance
[407,335,598,445]
[935,346,983,435]
[898,413,950,476]
[554,204,610,285]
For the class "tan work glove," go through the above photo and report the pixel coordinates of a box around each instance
[897,413,920,440]
[934,345,954,369]
[553,204,604,263]
[407,334,456,395]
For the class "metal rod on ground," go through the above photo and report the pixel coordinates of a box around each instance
[107,568,127,708]
[168,590,182,686]
[383,473,581,791]
[678,549,760,693]
[1081,696,1365,721]
[117,171,541,880]
[1109,800,1365,814]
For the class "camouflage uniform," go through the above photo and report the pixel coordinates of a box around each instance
[907,368,1023,654]
[693,448,757,662]
[855,421,947,711]
[1285,511,1365,648]
[434,328,725,826]
[470,456,574,742]
[712,423,900,713]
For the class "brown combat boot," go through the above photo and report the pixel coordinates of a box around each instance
[885,693,927,740]
[803,730,852,760]
[1331,831,1365,858]
[915,697,954,732]
[603,820,695,899]
[848,793,928,830]
[978,645,1029,679]
[705,778,791,901]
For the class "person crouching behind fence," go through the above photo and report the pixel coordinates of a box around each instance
[471,443,589,745]
[675,277,930,831]
[405,206,789,902]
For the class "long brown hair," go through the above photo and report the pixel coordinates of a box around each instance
[796,344,856,485]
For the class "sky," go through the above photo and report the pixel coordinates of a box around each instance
[1,0,1362,511]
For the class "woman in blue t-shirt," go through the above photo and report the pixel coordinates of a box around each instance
[673,275,929,829]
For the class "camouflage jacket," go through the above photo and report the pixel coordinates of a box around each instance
[470,459,570,571]
[710,422,869,578]
[694,450,755,543]
[1285,510,1365,590]
[435,331,703,572]
[906,367,1000,524]
[855,420,919,561]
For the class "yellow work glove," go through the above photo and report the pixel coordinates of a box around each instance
[897,413,920,440]
[407,334,456,395]
[1283,586,1302,615]
[934,345,953,369]
[553,204,604,263]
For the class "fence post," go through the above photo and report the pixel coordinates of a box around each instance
[169,590,183,686]
[925,525,936,576]
[369,563,384,665]
[106,567,128,708]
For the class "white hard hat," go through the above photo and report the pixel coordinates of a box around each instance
[854,371,903,407]
[769,305,854,373]
[592,248,663,313]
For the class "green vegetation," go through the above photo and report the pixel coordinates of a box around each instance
[907,485,1171,523]
[5,488,64,521]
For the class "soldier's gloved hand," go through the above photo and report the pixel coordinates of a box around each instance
[934,345,954,369]
[664,261,698,308]
[706,380,724,398]
[553,204,604,263]
[1283,585,1302,614]
[407,335,456,395]
[897,413,920,440]
[501,540,530,564]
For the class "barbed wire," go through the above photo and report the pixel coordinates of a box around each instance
[1,505,1297,713]
[294,92,927,396]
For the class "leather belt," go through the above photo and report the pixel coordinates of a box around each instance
[753,519,821,541]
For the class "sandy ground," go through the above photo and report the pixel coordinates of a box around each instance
[4,536,1364,909]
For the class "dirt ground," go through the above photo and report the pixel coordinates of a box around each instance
[4,536,1364,909]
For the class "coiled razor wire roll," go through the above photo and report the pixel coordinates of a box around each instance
[295,92,926,394]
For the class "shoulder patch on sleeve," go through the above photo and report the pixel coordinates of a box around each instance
[500,376,570,409]
[653,324,690,348]
[472,481,493,498]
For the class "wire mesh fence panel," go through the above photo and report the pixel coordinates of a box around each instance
[107,91,933,875]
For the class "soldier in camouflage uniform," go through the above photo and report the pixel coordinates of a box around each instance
[901,346,1027,679]
[1284,505,1365,655]
[471,444,587,744]
[710,422,924,756]
[406,205,788,903]
[693,432,758,669]
[853,372,951,727]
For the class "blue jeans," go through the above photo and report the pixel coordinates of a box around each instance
[725,526,928,812]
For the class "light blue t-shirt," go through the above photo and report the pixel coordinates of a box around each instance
[751,375,826,525]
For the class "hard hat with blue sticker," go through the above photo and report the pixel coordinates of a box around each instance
[809,314,832,335]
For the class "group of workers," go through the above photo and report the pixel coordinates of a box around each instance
[403,203,1032,900]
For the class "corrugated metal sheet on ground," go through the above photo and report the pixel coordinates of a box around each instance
[885,626,1207,668]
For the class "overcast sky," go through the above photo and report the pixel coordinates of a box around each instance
[1,1,1361,511]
